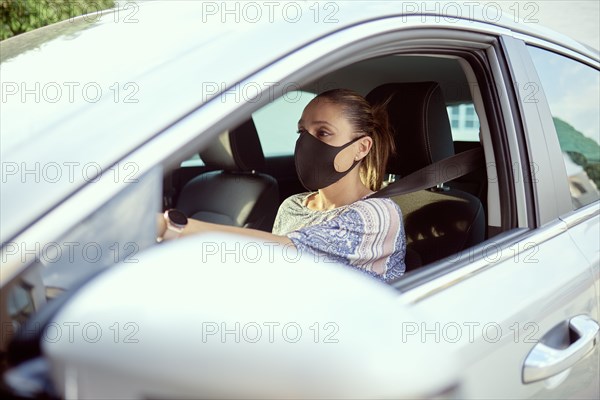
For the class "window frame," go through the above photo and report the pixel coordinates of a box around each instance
[165,28,525,294]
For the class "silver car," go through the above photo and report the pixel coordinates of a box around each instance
[1,1,598,398]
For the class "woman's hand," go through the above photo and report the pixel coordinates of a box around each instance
[156,212,293,246]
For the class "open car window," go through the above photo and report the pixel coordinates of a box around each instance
[252,90,316,157]
[170,51,500,275]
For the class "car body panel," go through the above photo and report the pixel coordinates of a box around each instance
[404,216,598,398]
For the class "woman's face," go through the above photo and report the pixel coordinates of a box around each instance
[298,99,371,173]
[298,99,355,146]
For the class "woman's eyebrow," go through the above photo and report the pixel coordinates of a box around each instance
[298,119,335,127]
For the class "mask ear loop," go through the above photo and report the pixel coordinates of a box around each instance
[337,134,368,173]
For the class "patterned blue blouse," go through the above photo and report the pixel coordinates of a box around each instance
[272,192,406,282]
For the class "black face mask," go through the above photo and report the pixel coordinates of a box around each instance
[294,131,366,191]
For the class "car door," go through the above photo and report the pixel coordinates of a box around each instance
[393,35,599,398]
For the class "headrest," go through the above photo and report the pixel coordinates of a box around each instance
[366,82,454,177]
[199,119,265,172]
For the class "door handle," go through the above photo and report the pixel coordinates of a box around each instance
[522,315,599,384]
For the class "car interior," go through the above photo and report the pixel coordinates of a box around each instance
[164,54,498,275]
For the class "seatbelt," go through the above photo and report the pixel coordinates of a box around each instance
[369,147,485,198]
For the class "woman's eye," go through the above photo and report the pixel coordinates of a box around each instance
[295,128,329,138]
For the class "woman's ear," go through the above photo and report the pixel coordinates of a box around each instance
[355,136,373,160]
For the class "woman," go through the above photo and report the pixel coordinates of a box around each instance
[158,89,406,281]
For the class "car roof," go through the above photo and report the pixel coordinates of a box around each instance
[0,0,597,244]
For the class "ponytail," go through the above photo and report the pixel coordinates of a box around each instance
[360,96,395,191]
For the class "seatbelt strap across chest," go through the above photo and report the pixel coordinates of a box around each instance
[369,147,484,198]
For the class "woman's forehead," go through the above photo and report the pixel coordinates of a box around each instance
[300,99,345,123]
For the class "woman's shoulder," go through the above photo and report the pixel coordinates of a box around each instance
[281,192,312,207]
[342,196,404,240]
[351,196,403,218]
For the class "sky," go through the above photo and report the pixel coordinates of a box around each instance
[478,0,599,51]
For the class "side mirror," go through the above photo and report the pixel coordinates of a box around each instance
[43,233,459,398]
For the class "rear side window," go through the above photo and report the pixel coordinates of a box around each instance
[180,90,316,167]
[252,90,316,157]
[446,103,480,142]
[528,46,600,209]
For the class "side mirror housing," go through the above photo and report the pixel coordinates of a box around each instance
[43,233,459,398]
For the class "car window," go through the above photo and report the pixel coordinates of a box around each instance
[446,103,480,142]
[180,153,204,167]
[180,90,316,167]
[252,90,316,156]
[7,281,35,329]
[527,46,600,209]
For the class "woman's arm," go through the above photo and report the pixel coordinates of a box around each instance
[157,214,293,246]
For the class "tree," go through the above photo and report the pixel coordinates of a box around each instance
[1,0,115,40]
